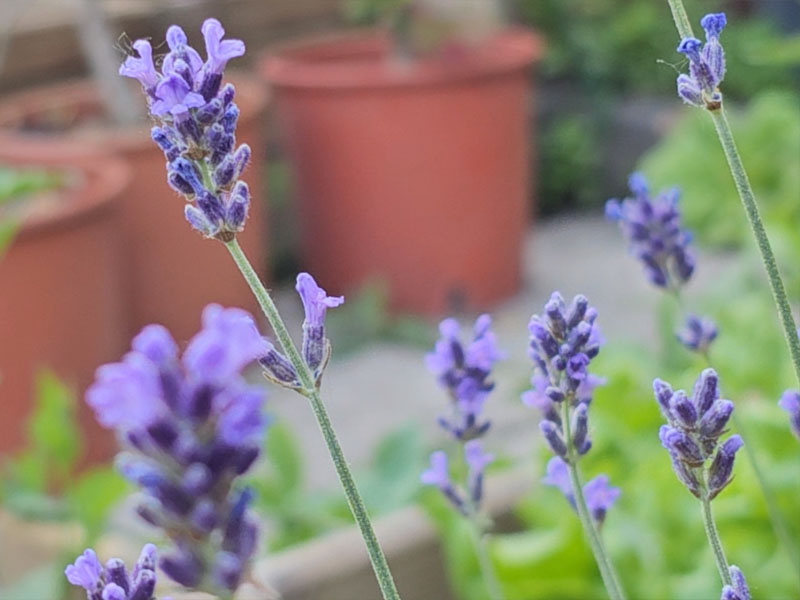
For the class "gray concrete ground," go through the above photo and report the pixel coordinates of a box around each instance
[264,214,735,490]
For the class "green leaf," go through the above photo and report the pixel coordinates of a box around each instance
[65,468,128,544]
[0,563,67,600]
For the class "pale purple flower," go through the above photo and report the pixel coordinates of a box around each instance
[295,272,344,379]
[654,369,741,499]
[606,173,695,289]
[421,451,465,514]
[86,305,266,594]
[778,389,800,440]
[542,457,619,525]
[427,314,502,441]
[465,440,493,505]
[151,74,205,118]
[119,40,159,90]
[65,544,160,600]
[202,18,246,75]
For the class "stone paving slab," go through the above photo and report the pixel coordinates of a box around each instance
[262,214,735,490]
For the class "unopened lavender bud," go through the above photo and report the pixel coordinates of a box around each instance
[196,191,225,227]
[707,435,743,498]
[233,144,251,178]
[529,318,559,357]
[540,421,568,458]
[670,391,698,429]
[226,181,250,230]
[196,98,223,124]
[160,548,204,588]
[721,565,750,600]
[168,171,196,197]
[214,156,236,188]
[185,204,217,236]
[104,559,129,594]
[677,73,703,107]
[545,294,567,338]
[669,453,701,498]
[545,386,565,402]
[571,403,590,455]
[222,103,239,135]
[128,570,156,600]
[258,342,300,386]
[190,500,218,533]
[676,314,718,353]
[566,294,588,328]
[778,390,800,440]
[659,425,704,466]
[221,83,235,107]
[693,368,719,416]
[653,379,674,416]
[212,551,243,593]
[699,399,733,439]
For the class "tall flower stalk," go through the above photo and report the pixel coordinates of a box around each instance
[120,20,400,600]
[606,172,799,576]
[523,293,625,600]
[423,315,504,600]
[664,3,800,386]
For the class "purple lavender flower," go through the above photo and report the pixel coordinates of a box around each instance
[421,451,466,514]
[86,304,267,594]
[426,314,503,441]
[676,314,718,354]
[65,544,160,600]
[720,565,751,600]
[676,13,727,109]
[465,440,494,506]
[606,173,695,289]
[120,19,250,239]
[296,272,344,381]
[523,292,603,462]
[778,389,800,440]
[422,442,494,515]
[654,369,742,499]
[542,457,619,526]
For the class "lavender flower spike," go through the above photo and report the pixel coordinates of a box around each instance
[66,544,160,600]
[296,272,344,382]
[677,314,718,354]
[120,19,251,239]
[606,173,695,289]
[778,389,800,440]
[426,313,503,441]
[676,13,727,109]
[720,565,751,600]
[653,369,741,500]
[86,304,267,594]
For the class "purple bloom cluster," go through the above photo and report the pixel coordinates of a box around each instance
[120,19,251,239]
[259,273,344,389]
[86,304,268,593]
[605,173,695,290]
[425,314,503,440]
[676,314,718,355]
[421,440,494,515]
[778,389,800,440]
[655,369,743,500]
[676,13,727,109]
[523,292,604,461]
[720,565,751,600]
[65,545,162,600]
[542,457,620,526]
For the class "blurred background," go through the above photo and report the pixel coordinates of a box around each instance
[0,1,798,599]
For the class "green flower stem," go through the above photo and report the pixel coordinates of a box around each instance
[664,0,800,385]
[700,491,732,586]
[561,400,627,600]
[224,239,402,600]
[469,523,503,600]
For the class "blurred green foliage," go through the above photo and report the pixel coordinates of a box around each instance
[640,90,800,296]
[427,260,800,598]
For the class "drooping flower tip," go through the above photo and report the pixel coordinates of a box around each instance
[778,389,800,440]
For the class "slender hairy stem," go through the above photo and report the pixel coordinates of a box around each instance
[700,493,732,586]
[224,239,402,600]
[561,400,626,600]
[469,523,503,600]
[664,0,800,385]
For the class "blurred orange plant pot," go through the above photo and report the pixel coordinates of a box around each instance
[261,29,542,315]
[0,74,269,344]
[0,157,129,462]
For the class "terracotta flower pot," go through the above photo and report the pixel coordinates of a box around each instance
[0,157,129,461]
[260,29,541,315]
[0,74,269,344]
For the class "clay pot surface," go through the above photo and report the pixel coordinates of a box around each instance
[0,156,129,461]
[261,29,541,314]
[0,74,270,344]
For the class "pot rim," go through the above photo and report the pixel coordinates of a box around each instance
[4,156,130,241]
[0,72,269,156]
[260,27,543,91]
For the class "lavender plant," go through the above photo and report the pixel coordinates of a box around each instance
[654,368,745,588]
[664,4,800,385]
[86,305,266,596]
[778,389,800,441]
[423,315,504,600]
[523,293,625,600]
[119,19,400,599]
[65,544,162,600]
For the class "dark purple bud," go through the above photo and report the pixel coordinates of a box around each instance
[699,399,733,439]
[222,103,240,135]
[540,421,568,458]
[233,144,251,177]
[233,445,260,475]
[529,318,559,357]
[196,98,223,124]
[176,116,202,144]
[168,171,196,197]
[302,323,325,373]
[571,403,591,455]
[669,453,701,498]
[669,391,698,429]
[221,83,235,107]
[151,127,176,155]
[659,425,704,466]
[104,559,130,595]
[185,205,217,236]
[725,565,750,600]
[259,343,299,385]
[160,548,204,588]
[545,386,565,402]
[545,293,567,338]
[196,191,225,226]
[214,156,236,188]
[170,158,203,195]
[226,181,250,230]
[199,71,223,101]
[692,368,719,416]
[190,499,218,533]
[566,353,590,382]
[565,295,588,328]
[146,420,178,451]
[212,551,243,591]
[653,379,674,417]
[188,383,214,422]
[128,569,156,600]
[708,435,743,499]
